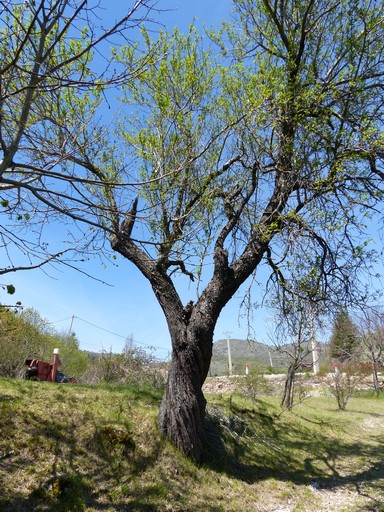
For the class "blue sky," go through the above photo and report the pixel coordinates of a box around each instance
[4,0,275,359]
[4,0,384,361]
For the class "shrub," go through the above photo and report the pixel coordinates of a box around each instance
[235,369,272,403]
[81,348,166,389]
[326,361,366,410]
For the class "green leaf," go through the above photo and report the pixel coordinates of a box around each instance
[6,284,15,295]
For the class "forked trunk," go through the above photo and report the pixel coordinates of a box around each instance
[110,232,220,462]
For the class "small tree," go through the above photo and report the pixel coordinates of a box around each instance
[55,333,90,379]
[357,308,384,393]
[270,303,314,410]
[266,252,327,410]
[327,361,364,410]
[329,311,359,362]
[236,367,272,405]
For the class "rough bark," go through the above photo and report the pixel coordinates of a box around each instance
[155,284,230,461]
[281,364,296,410]
[111,232,220,461]
[157,324,213,462]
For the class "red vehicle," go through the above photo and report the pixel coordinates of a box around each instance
[24,349,77,383]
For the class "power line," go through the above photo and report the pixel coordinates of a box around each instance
[74,316,169,353]
[50,314,170,354]
[50,316,73,324]
[75,316,127,339]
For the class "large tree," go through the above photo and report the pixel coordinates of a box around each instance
[1,0,384,461]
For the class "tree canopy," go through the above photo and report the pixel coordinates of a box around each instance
[0,0,155,274]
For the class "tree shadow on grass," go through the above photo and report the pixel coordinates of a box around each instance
[203,398,384,505]
[1,379,383,512]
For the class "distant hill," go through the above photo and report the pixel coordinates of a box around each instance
[209,338,328,376]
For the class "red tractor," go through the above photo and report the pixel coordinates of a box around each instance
[24,349,77,383]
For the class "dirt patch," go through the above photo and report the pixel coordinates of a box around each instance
[361,416,383,431]
[203,376,239,394]
[307,486,365,512]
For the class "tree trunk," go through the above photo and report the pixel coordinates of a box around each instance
[281,364,296,410]
[371,357,380,394]
[110,226,270,462]
[158,321,213,463]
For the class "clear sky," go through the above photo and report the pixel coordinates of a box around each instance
[4,0,384,360]
[4,0,274,360]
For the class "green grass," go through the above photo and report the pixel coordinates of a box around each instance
[0,377,383,511]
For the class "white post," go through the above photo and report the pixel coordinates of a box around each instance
[310,304,320,375]
[224,331,233,376]
[311,337,320,375]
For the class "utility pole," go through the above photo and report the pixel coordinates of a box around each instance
[309,304,320,375]
[68,315,75,338]
[224,331,233,376]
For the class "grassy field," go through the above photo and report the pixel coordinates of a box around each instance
[0,377,383,511]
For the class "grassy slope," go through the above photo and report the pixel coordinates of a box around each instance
[0,377,383,512]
